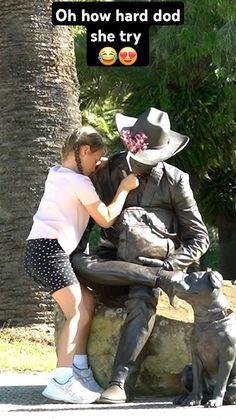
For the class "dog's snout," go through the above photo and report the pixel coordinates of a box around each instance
[173,280,190,293]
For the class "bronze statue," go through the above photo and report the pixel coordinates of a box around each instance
[71,107,209,403]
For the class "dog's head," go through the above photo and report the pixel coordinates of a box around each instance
[172,270,223,301]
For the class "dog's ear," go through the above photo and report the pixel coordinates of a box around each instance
[208,271,223,289]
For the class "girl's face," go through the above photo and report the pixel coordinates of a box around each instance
[80,145,104,176]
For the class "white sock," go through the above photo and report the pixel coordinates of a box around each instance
[53,367,73,384]
[73,354,88,370]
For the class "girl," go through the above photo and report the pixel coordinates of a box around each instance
[24,126,138,404]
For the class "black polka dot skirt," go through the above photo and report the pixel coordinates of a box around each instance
[24,239,79,294]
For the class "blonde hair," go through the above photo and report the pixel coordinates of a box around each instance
[61,126,105,171]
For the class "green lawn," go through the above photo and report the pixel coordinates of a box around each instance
[0,326,56,372]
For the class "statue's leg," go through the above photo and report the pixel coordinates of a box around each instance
[181,364,193,392]
[179,367,236,405]
[174,364,213,405]
[100,286,160,403]
[70,253,158,288]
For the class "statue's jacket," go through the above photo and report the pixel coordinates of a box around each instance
[91,152,209,271]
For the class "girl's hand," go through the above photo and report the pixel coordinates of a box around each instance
[120,173,139,191]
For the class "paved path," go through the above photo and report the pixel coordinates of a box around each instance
[0,372,236,419]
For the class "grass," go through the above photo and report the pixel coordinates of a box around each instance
[0,324,56,372]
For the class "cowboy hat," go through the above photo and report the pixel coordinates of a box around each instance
[116,107,189,166]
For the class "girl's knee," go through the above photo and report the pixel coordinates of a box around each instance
[63,305,81,321]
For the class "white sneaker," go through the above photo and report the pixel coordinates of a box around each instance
[42,375,99,404]
[73,365,104,393]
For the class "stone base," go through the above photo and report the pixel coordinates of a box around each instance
[54,281,236,396]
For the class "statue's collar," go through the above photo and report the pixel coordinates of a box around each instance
[150,162,164,183]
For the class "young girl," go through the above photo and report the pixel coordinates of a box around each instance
[24,126,138,404]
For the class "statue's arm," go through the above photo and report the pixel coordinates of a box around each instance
[166,172,209,270]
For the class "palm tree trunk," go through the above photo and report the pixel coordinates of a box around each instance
[0,0,80,324]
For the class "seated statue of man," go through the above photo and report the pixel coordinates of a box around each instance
[71,107,209,403]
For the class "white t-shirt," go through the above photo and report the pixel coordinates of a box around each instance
[27,165,100,255]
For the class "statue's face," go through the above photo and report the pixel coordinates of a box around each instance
[126,154,154,176]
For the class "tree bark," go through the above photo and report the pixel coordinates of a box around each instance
[0,0,80,325]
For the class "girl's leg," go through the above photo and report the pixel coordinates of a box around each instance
[43,283,99,403]
[52,283,82,367]
[25,239,99,403]
[72,285,103,393]
[75,285,96,355]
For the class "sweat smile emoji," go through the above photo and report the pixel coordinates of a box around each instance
[118,47,137,66]
[98,47,118,66]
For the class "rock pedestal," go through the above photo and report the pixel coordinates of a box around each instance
[54,281,236,396]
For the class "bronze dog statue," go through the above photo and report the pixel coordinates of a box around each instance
[156,270,236,407]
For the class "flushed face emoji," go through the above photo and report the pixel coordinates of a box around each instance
[118,47,137,66]
[98,47,118,66]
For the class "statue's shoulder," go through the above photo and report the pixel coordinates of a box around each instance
[162,162,189,187]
